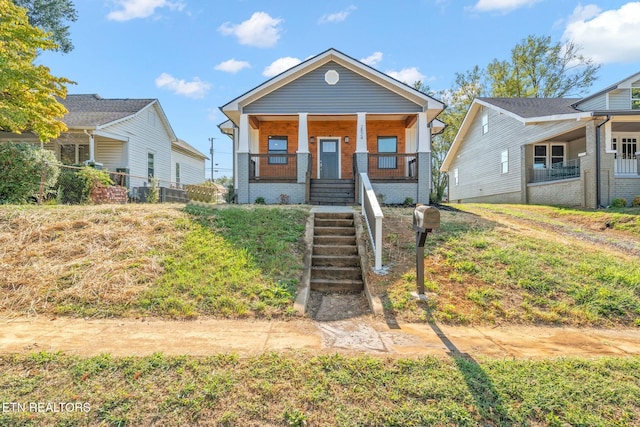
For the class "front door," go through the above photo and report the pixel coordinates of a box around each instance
[319,139,339,179]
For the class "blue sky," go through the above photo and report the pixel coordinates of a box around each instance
[39,0,640,180]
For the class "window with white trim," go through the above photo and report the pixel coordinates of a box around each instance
[147,152,155,181]
[534,143,565,168]
[453,168,459,186]
[632,86,640,110]
[481,111,489,134]
[501,149,509,174]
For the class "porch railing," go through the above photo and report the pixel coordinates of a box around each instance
[249,154,297,181]
[530,158,580,183]
[614,153,639,175]
[359,172,384,272]
[367,154,418,180]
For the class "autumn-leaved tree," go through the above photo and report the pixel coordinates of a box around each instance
[0,0,72,141]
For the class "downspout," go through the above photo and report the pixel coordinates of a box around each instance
[595,115,610,208]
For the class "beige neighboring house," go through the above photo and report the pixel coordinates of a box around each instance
[1,94,208,190]
[442,72,640,208]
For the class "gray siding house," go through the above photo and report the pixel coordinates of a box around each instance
[1,94,208,190]
[219,48,445,205]
[441,72,640,208]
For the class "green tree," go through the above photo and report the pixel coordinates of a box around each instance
[0,0,72,141]
[13,0,78,53]
[0,141,59,203]
[487,35,599,98]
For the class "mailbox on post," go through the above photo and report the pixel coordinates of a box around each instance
[413,205,440,295]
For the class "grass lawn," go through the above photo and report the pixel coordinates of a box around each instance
[0,204,308,319]
[378,204,640,326]
[1,351,639,426]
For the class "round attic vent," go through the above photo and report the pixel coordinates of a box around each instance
[325,69,339,85]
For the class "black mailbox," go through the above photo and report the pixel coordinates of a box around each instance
[413,205,440,295]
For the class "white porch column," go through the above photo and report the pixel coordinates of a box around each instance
[85,131,95,162]
[297,113,309,153]
[417,112,430,153]
[356,112,367,153]
[238,114,250,153]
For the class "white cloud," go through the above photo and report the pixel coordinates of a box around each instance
[319,5,357,24]
[360,51,383,66]
[155,73,211,98]
[218,12,283,48]
[214,59,251,73]
[263,57,302,77]
[562,2,640,64]
[385,67,425,85]
[107,0,185,21]
[470,0,542,13]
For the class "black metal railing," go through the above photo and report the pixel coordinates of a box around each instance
[530,158,580,183]
[249,154,297,181]
[367,154,418,181]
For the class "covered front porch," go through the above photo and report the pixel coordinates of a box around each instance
[226,111,436,205]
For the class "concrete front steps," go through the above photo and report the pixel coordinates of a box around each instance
[310,212,364,292]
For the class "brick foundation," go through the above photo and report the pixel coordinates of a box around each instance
[91,185,128,204]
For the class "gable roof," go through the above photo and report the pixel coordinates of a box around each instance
[59,94,178,141]
[441,97,589,172]
[478,97,581,118]
[220,48,445,124]
[172,138,208,160]
[61,94,156,127]
[573,71,640,109]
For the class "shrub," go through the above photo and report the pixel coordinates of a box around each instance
[55,166,113,204]
[0,142,59,203]
[279,194,290,204]
[403,197,414,206]
[56,167,85,204]
[146,177,159,204]
[632,196,640,207]
[611,198,627,208]
[255,197,266,204]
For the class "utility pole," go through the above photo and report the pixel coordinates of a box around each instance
[208,137,215,182]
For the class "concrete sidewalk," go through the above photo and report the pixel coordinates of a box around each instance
[1,315,640,359]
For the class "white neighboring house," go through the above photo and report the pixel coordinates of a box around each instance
[0,94,207,189]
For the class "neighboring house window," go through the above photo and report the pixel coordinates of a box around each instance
[453,168,459,186]
[60,144,89,165]
[175,162,181,185]
[148,152,155,181]
[377,136,397,169]
[534,144,565,168]
[632,86,640,109]
[482,111,489,134]
[501,149,509,174]
[268,136,288,164]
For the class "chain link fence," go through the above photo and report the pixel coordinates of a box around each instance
[32,163,231,205]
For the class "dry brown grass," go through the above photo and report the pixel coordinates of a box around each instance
[0,204,187,317]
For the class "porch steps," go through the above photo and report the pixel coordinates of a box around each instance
[310,212,364,292]
[309,179,355,205]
